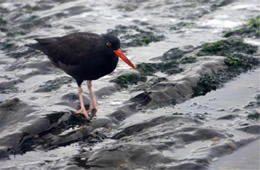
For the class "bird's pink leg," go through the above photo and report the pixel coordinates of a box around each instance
[76,87,89,119]
[87,81,98,112]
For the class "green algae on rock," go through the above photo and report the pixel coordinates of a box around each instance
[247,111,260,120]
[111,73,147,88]
[224,54,259,71]
[136,61,183,75]
[179,56,197,64]
[224,16,260,38]
[197,38,257,57]
[193,37,259,96]
[193,74,219,96]
[111,61,183,88]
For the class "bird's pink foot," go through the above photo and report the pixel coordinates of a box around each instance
[89,103,98,118]
[75,108,90,119]
[89,103,98,112]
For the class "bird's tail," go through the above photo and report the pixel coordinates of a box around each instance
[26,43,42,50]
[26,38,57,51]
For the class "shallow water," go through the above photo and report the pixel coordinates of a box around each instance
[0,0,260,169]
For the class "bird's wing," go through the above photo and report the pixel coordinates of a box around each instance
[33,32,100,66]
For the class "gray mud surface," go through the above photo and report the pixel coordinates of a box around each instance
[0,0,260,169]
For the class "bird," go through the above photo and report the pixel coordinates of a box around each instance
[27,32,136,119]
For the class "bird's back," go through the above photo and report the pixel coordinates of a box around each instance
[28,32,100,66]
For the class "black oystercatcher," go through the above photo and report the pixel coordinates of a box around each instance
[28,32,135,119]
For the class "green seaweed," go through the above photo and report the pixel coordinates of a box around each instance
[112,61,183,88]
[193,74,219,96]
[193,54,259,97]
[247,111,260,120]
[224,54,259,71]
[224,16,260,38]
[111,73,147,88]
[136,61,183,75]
[197,38,257,57]
[179,56,197,64]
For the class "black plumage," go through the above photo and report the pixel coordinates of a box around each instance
[28,33,121,86]
[28,32,135,118]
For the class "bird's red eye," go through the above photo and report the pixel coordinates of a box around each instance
[106,42,112,47]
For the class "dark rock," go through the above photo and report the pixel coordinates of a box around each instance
[112,116,190,139]
[0,147,8,160]
[0,98,20,108]
[161,48,185,60]
[130,92,152,106]
[77,143,172,170]
[232,108,241,112]
[169,163,208,170]
[217,114,237,120]
[170,22,194,30]
[238,125,260,134]
[175,128,226,144]
[173,112,184,116]
[2,111,111,155]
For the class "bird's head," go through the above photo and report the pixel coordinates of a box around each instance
[102,34,136,69]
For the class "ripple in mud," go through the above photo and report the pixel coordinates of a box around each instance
[0,79,22,94]
[35,76,73,92]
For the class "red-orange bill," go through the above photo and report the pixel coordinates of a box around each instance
[113,49,136,69]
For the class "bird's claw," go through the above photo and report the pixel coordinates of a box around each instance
[88,103,98,118]
[90,109,97,119]
[75,108,90,119]
[89,104,98,112]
